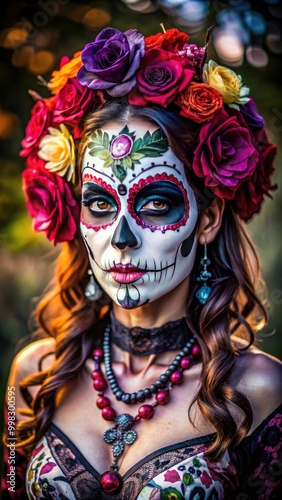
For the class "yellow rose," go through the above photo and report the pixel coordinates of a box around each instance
[203,60,250,109]
[48,51,82,94]
[38,124,76,182]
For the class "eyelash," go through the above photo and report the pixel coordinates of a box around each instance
[82,197,116,213]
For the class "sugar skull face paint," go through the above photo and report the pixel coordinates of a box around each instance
[81,121,199,309]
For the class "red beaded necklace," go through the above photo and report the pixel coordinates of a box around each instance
[91,324,201,495]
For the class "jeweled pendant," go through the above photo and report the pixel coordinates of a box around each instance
[195,284,211,304]
[99,470,123,494]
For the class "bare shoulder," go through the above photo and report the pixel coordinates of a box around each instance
[231,341,282,427]
[9,337,56,381]
[6,338,56,420]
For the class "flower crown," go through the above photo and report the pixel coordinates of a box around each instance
[20,26,277,245]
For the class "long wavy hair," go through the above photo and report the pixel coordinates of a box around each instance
[17,101,267,461]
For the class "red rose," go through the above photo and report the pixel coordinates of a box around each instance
[193,108,259,199]
[176,82,223,123]
[145,28,189,53]
[129,48,195,108]
[164,469,181,483]
[52,77,100,138]
[22,167,80,244]
[20,100,53,158]
[233,128,277,221]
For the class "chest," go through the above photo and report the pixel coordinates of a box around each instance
[51,360,213,476]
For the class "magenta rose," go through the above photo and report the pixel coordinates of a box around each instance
[52,77,98,136]
[20,100,53,158]
[128,47,195,107]
[110,134,133,159]
[192,108,259,199]
[22,167,80,244]
[77,28,145,97]
[233,128,277,221]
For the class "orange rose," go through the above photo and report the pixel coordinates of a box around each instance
[145,28,188,53]
[176,82,223,123]
[48,51,82,94]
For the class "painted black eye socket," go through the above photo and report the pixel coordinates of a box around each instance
[134,181,186,226]
[81,183,118,225]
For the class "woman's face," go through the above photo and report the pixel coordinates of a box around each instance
[80,120,199,309]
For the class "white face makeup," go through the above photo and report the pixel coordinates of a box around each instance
[80,121,199,309]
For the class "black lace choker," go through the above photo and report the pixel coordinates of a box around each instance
[110,311,193,356]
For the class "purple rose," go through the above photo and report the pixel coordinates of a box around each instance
[110,134,133,159]
[77,28,145,97]
[193,108,259,200]
[241,98,265,130]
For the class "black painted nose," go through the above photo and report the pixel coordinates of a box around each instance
[111,216,138,250]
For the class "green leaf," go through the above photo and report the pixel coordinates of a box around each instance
[88,146,106,155]
[112,164,127,182]
[99,151,111,160]
[132,137,142,152]
[120,125,130,135]
[103,131,109,149]
[152,128,162,141]
[103,157,114,168]
[182,473,194,486]
[160,487,184,500]
[122,156,133,168]
[119,125,136,139]
[133,129,169,157]
[192,457,201,468]
[130,152,145,161]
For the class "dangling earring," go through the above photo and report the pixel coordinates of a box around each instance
[195,243,212,305]
[85,269,103,301]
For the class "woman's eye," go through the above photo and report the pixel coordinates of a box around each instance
[84,198,115,212]
[92,200,113,211]
[140,200,169,211]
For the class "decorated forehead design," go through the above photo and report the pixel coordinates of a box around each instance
[87,126,169,182]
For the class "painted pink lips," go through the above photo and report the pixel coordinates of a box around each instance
[109,263,146,284]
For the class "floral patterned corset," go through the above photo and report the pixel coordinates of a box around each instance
[23,405,282,500]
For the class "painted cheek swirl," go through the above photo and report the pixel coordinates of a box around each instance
[127,173,189,233]
[81,173,121,231]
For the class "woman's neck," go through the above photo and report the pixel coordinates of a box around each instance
[109,276,192,373]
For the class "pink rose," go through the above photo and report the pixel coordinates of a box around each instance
[164,469,181,483]
[233,128,277,221]
[22,167,80,244]
[129,48,195,107]
[20,100,53,157]
[110,134,133,159]
[52,77,101,137]
[193,108,259,200]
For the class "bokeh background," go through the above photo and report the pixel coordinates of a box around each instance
[0,0,281,469]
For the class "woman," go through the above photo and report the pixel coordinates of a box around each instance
[2,27,282,499]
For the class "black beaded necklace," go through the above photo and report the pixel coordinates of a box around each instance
[91,324,202,495]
